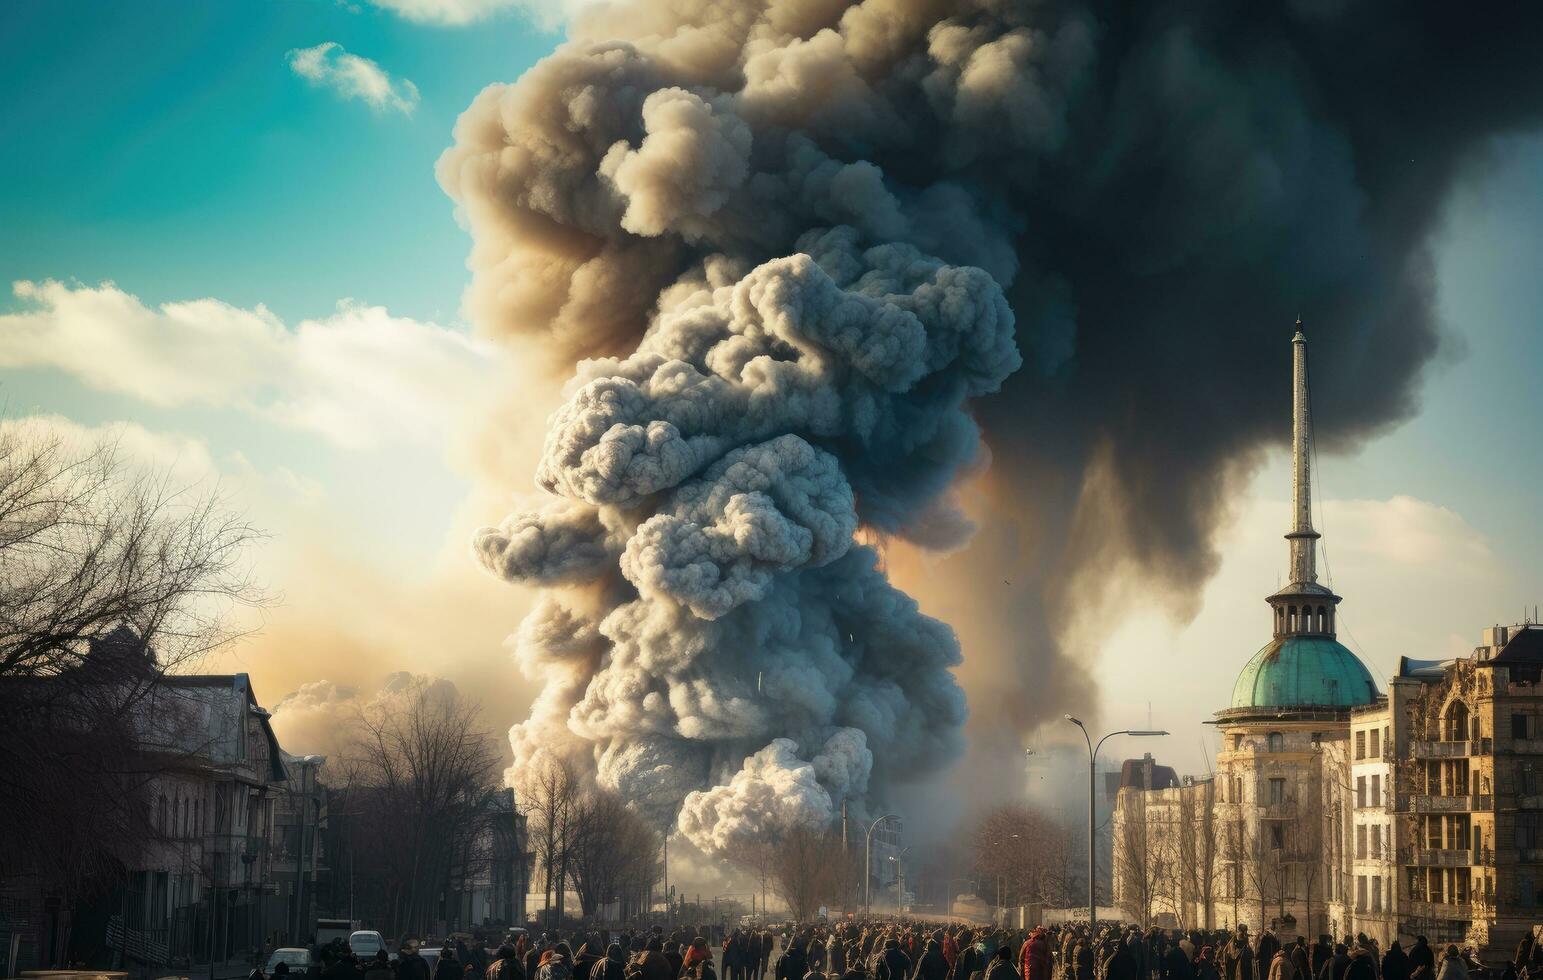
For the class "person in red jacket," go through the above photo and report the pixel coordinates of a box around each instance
[1020,930,1051,980]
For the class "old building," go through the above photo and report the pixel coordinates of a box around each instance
[1112,326,1543,959]
[1388,624,1543,954]
[0,628,293,972]
[271,753,329,946]
[112,669,292,969]
[1117,326,1380,937]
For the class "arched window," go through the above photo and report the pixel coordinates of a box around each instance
[1267,731,1285,752]
[1316,606,1327,632]
[1445,701,1470,742]
[1288,606,1298,632]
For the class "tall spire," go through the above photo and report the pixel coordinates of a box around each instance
[1286,321,1320,586]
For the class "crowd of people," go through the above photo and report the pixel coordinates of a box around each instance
[761,919,1522,980]
[251,925,780,980]
[252,919,1540,980]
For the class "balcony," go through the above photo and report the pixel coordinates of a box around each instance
[1409,739,1490,757]
[1403,899,1476,921]
[1407,794,1492,813]
[1413,847,1493,867]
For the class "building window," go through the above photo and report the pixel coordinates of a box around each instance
[1371,774,1382,807]
[1372,875,1383,912]
[1357,775,1367,808]
[1356,731,1366,760]
[1357,824,1367,859]
[1269,778,1286,804]
[1271,824,1285,849]
[1516,714,1530,740]
[1268,731,1284,752]
[1445,701,1470,741]
[1371,824,1382,858]
[1520,815,1541,851]
[1357,875,1368,913]
[1232,734,1242,751]
[1369,728,1380,758]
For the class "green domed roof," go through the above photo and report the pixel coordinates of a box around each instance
[1230,635,1379,709]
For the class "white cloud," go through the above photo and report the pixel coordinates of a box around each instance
[365,0,586,29]
[0,280,494,450]
[287,42,420,115]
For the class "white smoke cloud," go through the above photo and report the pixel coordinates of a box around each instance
[287,42,420,116]
[269,672,460,758]
[676,730,872,854]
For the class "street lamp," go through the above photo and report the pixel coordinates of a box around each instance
[1064,715,1167,933]
[864,814,898,910]
[989,835,1020,912]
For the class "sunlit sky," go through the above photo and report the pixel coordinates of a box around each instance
[3,0,1541,781]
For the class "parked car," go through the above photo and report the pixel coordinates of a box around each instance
[267,949,315,974]
[350,931,388,959]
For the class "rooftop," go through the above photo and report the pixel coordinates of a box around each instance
[1230,634,1380,711]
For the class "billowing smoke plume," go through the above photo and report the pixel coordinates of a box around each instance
[472,228,1010,848]
[442,0,1543,841]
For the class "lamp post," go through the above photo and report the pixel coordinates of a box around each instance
[864,814,898,910]
[888,847,911,912]
[1064,716,1167,932]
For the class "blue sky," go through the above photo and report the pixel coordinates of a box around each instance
[0,0,554,322]
[2,0,1541,776]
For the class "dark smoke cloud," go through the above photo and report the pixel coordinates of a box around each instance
[441,0,1543,839]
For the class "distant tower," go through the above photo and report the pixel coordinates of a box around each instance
[1268,321,1339,641]
[1223,321,1379,715]
[1286,322,1321,590]
[1205,322,1382,938]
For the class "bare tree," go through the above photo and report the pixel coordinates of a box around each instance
[1234,813,1281,931]
[1220,806,1248,929]
[730,839,778,919]
[337,679,499,938]
[970,803,1064,908]
[769,825,845,922]
[1176,780,1219,929]
[0,422,265,902]
[1040,815,1084,909]
[523,756,580,928]
[1113,790,1168,928]
[569,790,660,918]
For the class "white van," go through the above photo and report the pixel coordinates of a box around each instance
[350,931,387,959]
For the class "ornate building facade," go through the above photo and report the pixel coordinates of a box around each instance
[1111,327,1543,959]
